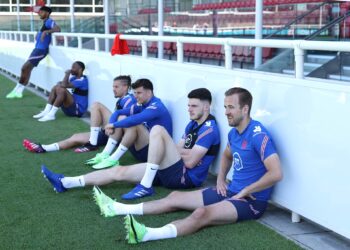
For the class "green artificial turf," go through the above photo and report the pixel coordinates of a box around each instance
[0,74,302,249]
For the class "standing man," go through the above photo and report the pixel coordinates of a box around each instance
[93,87,283,245]
[32,61,88,122]
[40,88,220,200]
[23,75,135,153]
[6,6,61,99]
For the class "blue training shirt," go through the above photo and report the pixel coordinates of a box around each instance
[70,75,89,115]
[109,96,173,136]
[182,115,220,187]
[115,93,136,111]
[228,119,277,201]
[35,18,56,50]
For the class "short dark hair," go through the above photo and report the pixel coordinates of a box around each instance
[114,75,132,89]
[74,61,85,72]
[187,88,212,104]
[39,6,52,14]
[131,78,153,91]
[225,87,253,114]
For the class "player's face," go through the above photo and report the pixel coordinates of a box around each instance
[188,98,205,121]
[38,10,49,20]
[133,87,151,104]
[70,63,81,76]
[224,94,244,127]
[113,80,127,98]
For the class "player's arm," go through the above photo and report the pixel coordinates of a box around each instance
[41,21,61,41]
[108,107,132,123]
[232,153,283,200]
[176,138,185,152]
[43,24,61,35]
[179,144,209,169]
[111,106,160,128]
[60,71,76,88]
[216,144,233,196]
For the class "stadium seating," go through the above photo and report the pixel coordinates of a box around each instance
[192,0,324,11]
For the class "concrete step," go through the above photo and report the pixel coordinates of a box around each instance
[328,75,350,81]
[306,54,335,64]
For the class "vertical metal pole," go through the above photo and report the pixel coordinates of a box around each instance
[176,40,183,63]
[175,0,179,12]
[254,0,263,69]
[70,0,75,32]
[104,0,110,52]
[294,46,304,79]
[30,0,34,31]
[141,39,148,58]
[47,0,51,6]
[224,43,232,69]
[16,0,20,31]
[158,0,164,59]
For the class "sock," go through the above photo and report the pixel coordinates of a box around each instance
[46,106,59,117]
[43,104,53,113]
[61,176,85,189]
[112,202,143,215]
[15,83,25,94]
[42,143,59,152]
[142,224,177,242]
[109,144,128,161]
[140,163,159,188]
[89,127,101,146]
[102,138,118,155]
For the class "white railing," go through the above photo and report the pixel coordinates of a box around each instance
[1,30,350,81]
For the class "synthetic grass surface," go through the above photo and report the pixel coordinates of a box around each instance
[0,74,302,249]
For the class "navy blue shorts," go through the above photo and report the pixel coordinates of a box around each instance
[28,48,48,67]
[61,102,82,117]
[96,130,109,147]
[153,160,195,189]
[202,187,268,222]
[129,144,149,162]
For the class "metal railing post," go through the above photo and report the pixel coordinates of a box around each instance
[94,37,99,51]
[177,40,183,63]
[224,42,232,69]
[294,45,304,79]
[141,39,147,58]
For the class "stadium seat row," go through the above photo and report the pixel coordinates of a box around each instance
[193,0,324,11]
[126,41,274,64]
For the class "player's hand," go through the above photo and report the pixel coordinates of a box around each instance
[65,69,71,75]
[105,124,115,135]
[216,179,228,197]
[231,189,256,201]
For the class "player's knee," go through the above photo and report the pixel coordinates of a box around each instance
[150,125,166,136]
[55,85,66,94]
[91,102,102,111]
[191,207,208,221]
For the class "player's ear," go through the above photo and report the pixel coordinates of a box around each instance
[204,102,210,111]
[242,104,249,115]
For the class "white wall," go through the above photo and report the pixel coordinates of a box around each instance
[1,40,350,240]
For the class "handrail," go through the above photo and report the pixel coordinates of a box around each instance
[264,1,329,39]
[1,30,350,80]
[305,10,350,40]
